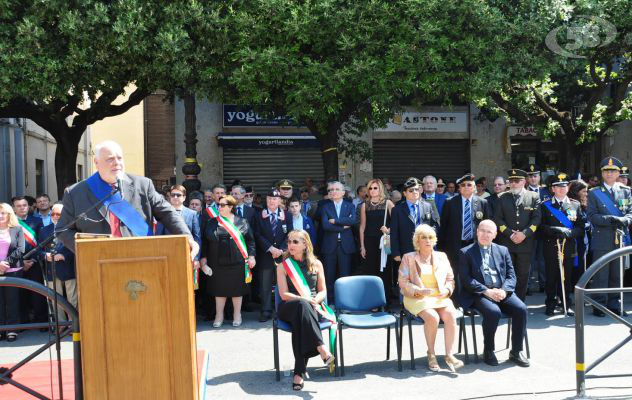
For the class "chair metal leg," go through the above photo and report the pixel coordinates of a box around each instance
[386,325,391,360]
[460,318,469,364]
[273,323,280,381]
[339,324,345,377]
[458,320,463,353]
[506,318,512,350]
[334,327,340,377]
[395,323,402,371]
[408,317,415,370]
[470,314,479,363]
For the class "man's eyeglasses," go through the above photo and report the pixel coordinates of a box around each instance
[407,187,420,192]
[170,193,183,198]
[51,212,61,216]
[244,193,254,198]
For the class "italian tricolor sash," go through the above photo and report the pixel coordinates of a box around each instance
[215,214,252,283]
[205,205,220,219]
[282,257,337,372]
[19,220,37,247]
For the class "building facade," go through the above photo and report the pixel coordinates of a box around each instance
[0,118,92,203]
[172,100,632,193]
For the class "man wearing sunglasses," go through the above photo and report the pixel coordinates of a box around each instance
[439,173,492,282]
[493,169,542,301]
[391,177,440,263]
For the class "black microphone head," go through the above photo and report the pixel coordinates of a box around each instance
[117,177,123,192]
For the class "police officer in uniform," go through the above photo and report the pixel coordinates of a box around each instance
[540,173,585,316]
[494,169,542,301]
[587,156,632,317]
[618,166,630,186]
[276,179,295,201]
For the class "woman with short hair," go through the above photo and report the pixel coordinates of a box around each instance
[398,224,463,372]
[0,203,25,342]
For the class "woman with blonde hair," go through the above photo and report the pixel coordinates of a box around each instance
[359,179,395,294]
[0,203,25,341]
[277,229,334,391]
[398,224,463,372]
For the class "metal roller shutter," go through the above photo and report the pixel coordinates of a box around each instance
[223,148,325,194]
[373,139,470,186]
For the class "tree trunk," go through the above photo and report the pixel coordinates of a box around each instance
[54,133,80,199]
[181,92,201,195]
[554,134,581,174]
[318,126,339,182]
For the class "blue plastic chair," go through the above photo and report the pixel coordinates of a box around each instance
[334,276,402,376]
[272,286,335,381]
[398,295,470,370]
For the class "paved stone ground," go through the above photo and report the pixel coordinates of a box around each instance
[2,293,632,399]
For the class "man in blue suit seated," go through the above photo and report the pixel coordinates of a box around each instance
[320,181,356,304]
[39,203,77,321]
[458,219,529,368]
[287,197,316,246]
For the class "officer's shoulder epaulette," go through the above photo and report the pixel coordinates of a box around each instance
[620,184,631,190]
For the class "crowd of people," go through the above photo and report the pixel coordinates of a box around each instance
[1,141,631,390]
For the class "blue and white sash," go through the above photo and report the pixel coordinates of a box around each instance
[543,200,578,267]
[592,188,631,246]
[86,173,153,237]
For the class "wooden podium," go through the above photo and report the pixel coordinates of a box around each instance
[75,235,198,400]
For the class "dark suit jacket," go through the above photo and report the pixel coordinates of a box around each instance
[494,190,542,254]
[320,200,356,255]
[438,195,491,255]
[203,215,256,267]
[236,204,256,231]
[390,200,440,258]
[57,173,191,252]
[155,206,201,258]
[38,223,75,281]
[254,208,293,268]
[458,242,516,309]
[2,226,25,267]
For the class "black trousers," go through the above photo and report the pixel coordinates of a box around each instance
[278,299,324,375]
[509,252,532,302]
[474,293,527,352]
[360,236,394,301]
[20,263,48,323]
[0,270,23,327]
[591,249,623,310]
[543,243,574,309]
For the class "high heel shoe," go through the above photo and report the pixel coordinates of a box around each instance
[232,318,242,327]
[212,319,223,328]
[427,352,440,372]
[292,374,304,391]
[445,354,464,372]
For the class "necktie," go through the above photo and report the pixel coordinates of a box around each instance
[237,206,243,217]
[463,199,472,240]
[270,212,278,231]
[413,204,420,226]
[303,201,309,214]
[109,183,123,237]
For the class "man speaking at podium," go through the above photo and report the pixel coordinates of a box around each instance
[56,140,198,259]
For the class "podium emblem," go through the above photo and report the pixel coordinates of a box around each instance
[126,280,147,300]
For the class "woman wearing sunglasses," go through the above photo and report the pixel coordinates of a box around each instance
[398,224,463,373]
[359,179,395,298]
[276,230,334,391]
[201,195,256,328]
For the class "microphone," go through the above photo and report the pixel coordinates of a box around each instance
[116,176,124,194]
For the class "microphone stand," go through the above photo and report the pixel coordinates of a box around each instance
[22,183,120,400]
